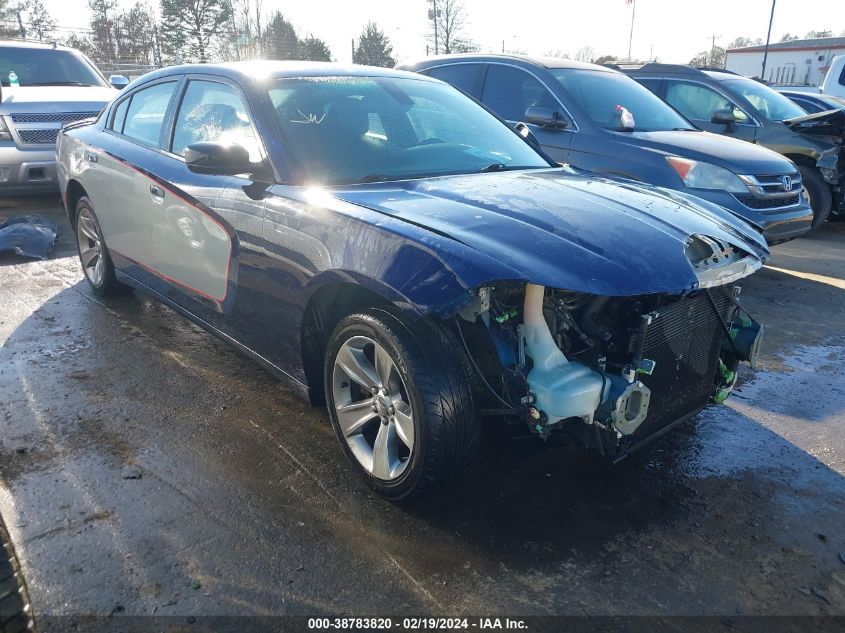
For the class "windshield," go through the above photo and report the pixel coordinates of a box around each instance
[0,47,106,87]
[550,68,694,132]
[267,76,551,185]
[723,78,807,121]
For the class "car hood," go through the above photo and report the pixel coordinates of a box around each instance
[617,129,795,173]
[334,168,769,297]
[783,108,845,141]
[0,86,116,114]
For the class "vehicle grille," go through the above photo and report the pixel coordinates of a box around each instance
[11,112,99,123]
[17,128,60,144]
[752,173,800,194]
[624,290,729,446]
[734,193,801,210]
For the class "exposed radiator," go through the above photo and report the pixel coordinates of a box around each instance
[625,290,730,446]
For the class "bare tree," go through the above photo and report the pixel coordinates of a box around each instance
[573,46,595,62]
[429,0,475,54]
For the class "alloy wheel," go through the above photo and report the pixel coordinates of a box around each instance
[332,335,414,481]
[76,207,104,287]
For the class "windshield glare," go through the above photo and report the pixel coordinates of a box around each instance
[551,68,694,132]
[0,47,106,88]
[724,78,807,121]
[268,76,550,185]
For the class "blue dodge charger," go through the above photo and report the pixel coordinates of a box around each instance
[57,62,767,499]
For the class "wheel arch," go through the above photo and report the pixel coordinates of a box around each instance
[300,278,415,405]
[65,179,88,227]
[783,153,817,168]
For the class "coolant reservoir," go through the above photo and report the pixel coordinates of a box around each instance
[523,284,606,424]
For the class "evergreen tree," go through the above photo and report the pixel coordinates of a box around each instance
[352,21,395,68]
[297,35,331,61]
[262,11,298,59]
[160,0,231,63]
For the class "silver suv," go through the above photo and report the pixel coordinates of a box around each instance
[0,41,125,194]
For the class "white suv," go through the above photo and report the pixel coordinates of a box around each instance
[0,40,126,195]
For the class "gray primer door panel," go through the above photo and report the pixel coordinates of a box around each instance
[143,176,232,303]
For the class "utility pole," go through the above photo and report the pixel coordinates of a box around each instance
[627,0,636,61]
[707,34,722,67]
[351,38,355,61]
[428,0,439,55]
[761,0,776,80]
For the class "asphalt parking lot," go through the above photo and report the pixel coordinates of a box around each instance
[1,195,844,628]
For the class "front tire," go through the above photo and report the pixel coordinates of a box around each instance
[74,197,124,296]
[325,309,479,500]
[799,166,832,230]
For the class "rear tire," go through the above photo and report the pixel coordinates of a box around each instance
[799,166,832,230]
[324,308,479,500]
[74,197,125,296]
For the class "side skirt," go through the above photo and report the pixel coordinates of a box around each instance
[114,269,312,403]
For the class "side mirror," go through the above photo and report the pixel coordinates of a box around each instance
[184,141,252,176]
[711,109,737,125]
[524,106,568,129]
[109,74,129,90]
[513,121,541,150]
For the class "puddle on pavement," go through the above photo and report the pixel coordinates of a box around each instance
[676,341,845,482]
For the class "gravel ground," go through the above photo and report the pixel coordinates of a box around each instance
[0,195,843,631]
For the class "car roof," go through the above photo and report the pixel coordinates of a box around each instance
[620,63,742,82]
[0,39,73,51]
[136,61,437,86]
[403,53,613,72]
[702,70,744,81]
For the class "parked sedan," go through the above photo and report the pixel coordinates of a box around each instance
[400,54,813,243]
[779,90,845,114]
[57,62,767,499]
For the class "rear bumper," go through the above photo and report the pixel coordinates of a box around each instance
[0,144,58,195]
[691,188,813,243]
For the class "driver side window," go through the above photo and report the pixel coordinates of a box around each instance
[665,81,747,123]
[171,80,261,163]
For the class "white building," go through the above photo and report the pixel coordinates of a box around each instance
[725,37,845,86]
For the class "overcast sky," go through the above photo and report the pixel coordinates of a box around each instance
[42,0,845,65]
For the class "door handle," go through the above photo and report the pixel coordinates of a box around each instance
[149,185,165,198]
[85,152,98,163]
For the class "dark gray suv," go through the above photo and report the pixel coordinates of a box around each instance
[622,64,844,228]
[400,54,813,243]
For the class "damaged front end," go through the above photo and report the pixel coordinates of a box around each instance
[784,109,845,211]
[457,236,764,460]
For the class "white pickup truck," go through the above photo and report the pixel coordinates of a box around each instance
[0,40,127,195]
[820,55,845,98]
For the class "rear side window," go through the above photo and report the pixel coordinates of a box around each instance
[121,81,177,146]
[636,77,661,94]
[110,98,130,133]
[427,64,482,97]
[481,65,558,122]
